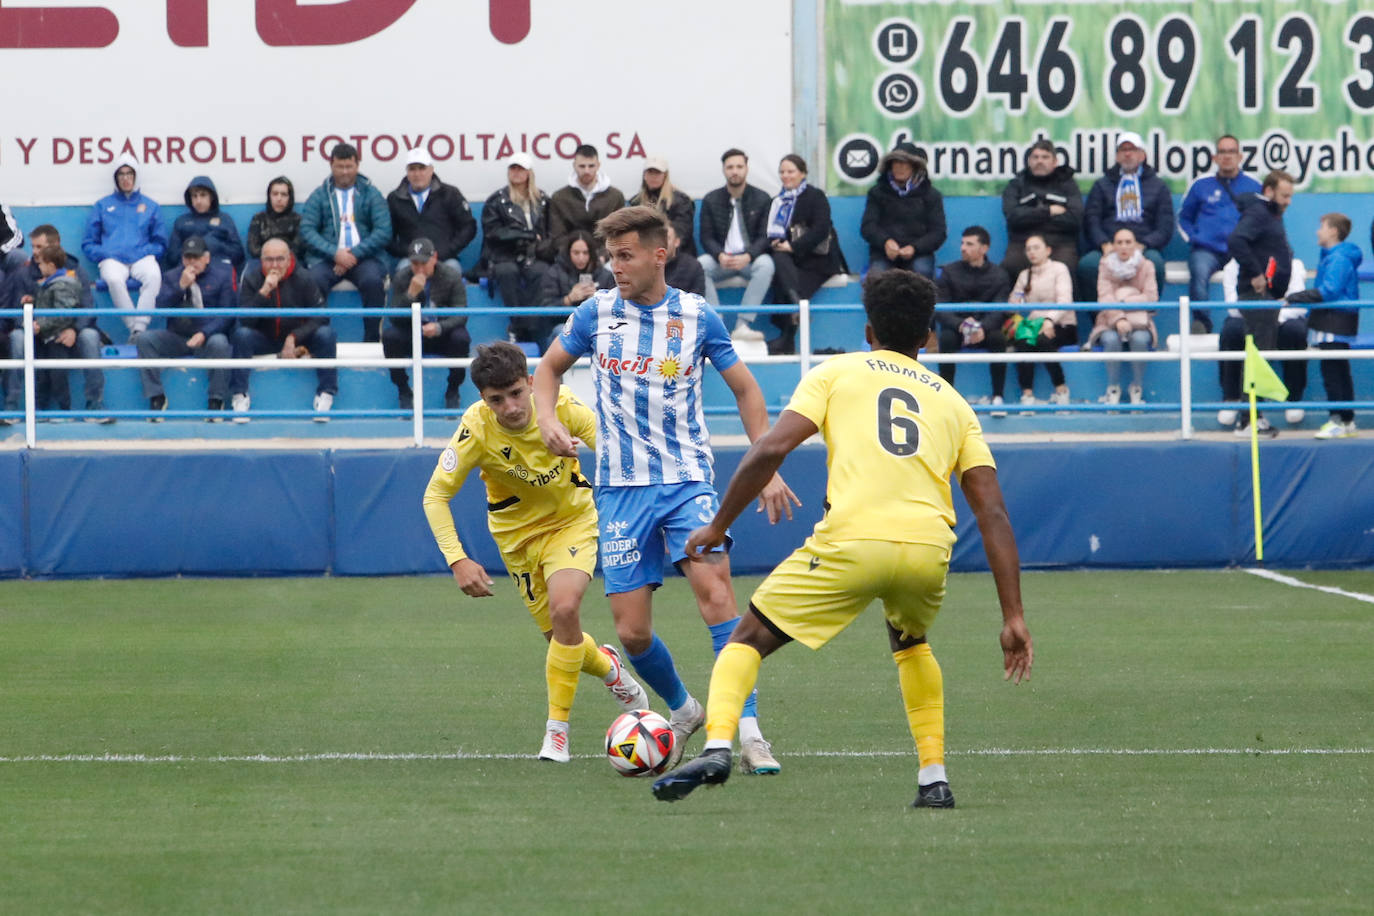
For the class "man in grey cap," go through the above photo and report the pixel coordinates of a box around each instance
[1080,131,1173,296]
[386,147,476,274]
[859,141,947,278]
[384,236,470,410]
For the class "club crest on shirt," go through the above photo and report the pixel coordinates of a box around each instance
[665,318,683,340]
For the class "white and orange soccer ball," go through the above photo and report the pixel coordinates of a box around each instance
[605,709,675,777]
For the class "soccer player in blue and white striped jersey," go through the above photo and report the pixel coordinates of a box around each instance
[534,206,800,774]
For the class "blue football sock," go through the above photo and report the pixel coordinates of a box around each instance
[708,617,758,720]
[627,633,689,711]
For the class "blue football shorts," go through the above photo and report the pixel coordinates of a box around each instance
[594,481,734,595]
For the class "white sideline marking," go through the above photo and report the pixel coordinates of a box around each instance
[1,747,1369,764]
[1244,568,1374,605]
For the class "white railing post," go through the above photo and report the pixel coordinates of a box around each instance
[1178,294,1193,440]
[22,300,36,448]
[411,301,424,447]
[798,299,812,378]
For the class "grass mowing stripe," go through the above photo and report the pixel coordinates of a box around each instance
[1244,567,1374,604]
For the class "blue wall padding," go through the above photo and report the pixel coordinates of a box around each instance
[24,451,331,576]
[3,441,1372,578]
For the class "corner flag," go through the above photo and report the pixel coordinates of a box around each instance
[1243,336,1288,401]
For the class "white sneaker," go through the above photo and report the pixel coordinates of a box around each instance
[599,644,650,712]
[312,391,333,423]
[231,392,251,424]
[1050,388,1070,405]
[538,723,570,763]
[731,323,765,342]
[1128,383,1144,405]
[1217,408,1238,427]
[665,696,705,770]
[739,736,781,775]
[1019,392,1037,415]
[989,395,1007,418]
[1100,385,1121,405]
[1314,419,1357,440]
[1285,408,1305,425]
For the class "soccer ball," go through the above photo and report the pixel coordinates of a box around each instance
[605,709,675,777]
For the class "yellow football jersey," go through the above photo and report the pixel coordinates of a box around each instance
[783,350,995,549]
[423,387,597,564]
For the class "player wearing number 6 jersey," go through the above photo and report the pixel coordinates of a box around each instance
[653,269,1033,808]
[534,206,800,774]
[423,341,650,763]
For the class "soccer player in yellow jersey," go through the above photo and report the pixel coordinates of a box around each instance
[653,270,1033,807]
[423,341,650,762]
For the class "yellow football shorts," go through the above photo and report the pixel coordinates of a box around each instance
[750,536,950,649]
[497,517,599,633]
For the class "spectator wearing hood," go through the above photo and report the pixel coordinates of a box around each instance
[1001,138,1084,284]
[859,141,946,278]
[300,142,392,343]
[386,148,476,272]
[246,176,303,263]
[165,176,245,274]
[82,154,166,336]
[549,144,626,255]
[629,157,695,257]
[1080,131,1173,297]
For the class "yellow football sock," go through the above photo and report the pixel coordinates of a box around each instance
[705,643,761,743]
[579,632,612,680]
[894,642,944,768]
[546,638,585,722]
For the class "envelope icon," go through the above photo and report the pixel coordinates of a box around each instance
[846,149,872,170]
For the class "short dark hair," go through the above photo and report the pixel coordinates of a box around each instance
[961,225,991,247]
[573,144,599,160]
[330,142,359,162]
[1216,134,1240,149]
[721,148,748,163]
[30,224,60,245]
[780,153,808,174]
[862,270,936,353]
[1321,212,1352,241]
[1263,169,1295,191]
[470,341,530,393]
[37,245,66,269]
[1028,138,1057,157]
[596,205,668,251]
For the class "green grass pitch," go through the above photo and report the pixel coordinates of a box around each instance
[2,570,1372,913]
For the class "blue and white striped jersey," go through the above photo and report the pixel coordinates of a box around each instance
[558,286,740,487]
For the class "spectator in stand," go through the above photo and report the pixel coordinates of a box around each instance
[0,202,26,283]
[1009,234,1076,407]
[697,148,774,341]
[1216,261,1309,434]
[630,157,695,257]
[383,238,470,411]
[300,142,391,343]
[231,237,338,423]
[767,154,842,355]
[1001,138,1083,287]
[1220,170,1296,437]
[246,177,303,265]
[1283,213,1363,440]
[1080,131,1173,298]
[664,224,706,297]
[934,226,1012,414]
[1089,227,1159,406]
[139,236,234,420]
[1178,135,1261,331]
[13,245,109,422]
[82,154,166,338]
[859,141,946,279]
[165,176,245,275]
[534,231,612,353]
[549,144,626,254]
[386,148,476,273]
[481,152,553,313]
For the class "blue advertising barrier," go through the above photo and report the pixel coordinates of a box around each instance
[1,440,1371,578]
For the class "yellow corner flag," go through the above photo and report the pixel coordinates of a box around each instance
[1243,335,1288,401]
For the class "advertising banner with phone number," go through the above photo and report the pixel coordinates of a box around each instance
[826,0,1374,195]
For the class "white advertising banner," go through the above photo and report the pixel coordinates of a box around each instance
[0,0,794,206]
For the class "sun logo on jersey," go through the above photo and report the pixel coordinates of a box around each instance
[665,318,684,340]
[657,357,682,380]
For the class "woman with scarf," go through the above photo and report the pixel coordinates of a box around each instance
[1009,234,1076,407]
[859,141,946,278]
[766,154,841,354]
[1090,227,1158,405]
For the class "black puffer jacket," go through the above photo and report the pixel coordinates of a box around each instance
[238,258,327,342]
[386,176,477,262]
[1002,165,1083,254]
[698,184,772,261]
[629,188,696,256]
[246,177,303,259]
[1084,164,1175,250]
[1227,193,1292,298]
[481,187,554,265]
[859,172,946,258]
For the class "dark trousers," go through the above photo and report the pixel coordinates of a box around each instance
[769,250,838,353]
[308,257,387,342]
[11,327,105,409]
[491,259,548,310]
[1013,323,1078,390]
[1318,341,1355,422]
[230,324,338,395]
[1218,315,1307,401]
[381,321,470,393]
[936,314,1008,397]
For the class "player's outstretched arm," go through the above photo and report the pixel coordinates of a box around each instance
[533,340,579,457]
[684,410,818,558]
[717,361,802,523]
[450,558,495,598]
[959,465,1033,684]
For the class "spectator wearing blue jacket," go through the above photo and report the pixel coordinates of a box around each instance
[83,154,167,337]
[165,176,245,275]
[1178,135,1262,330]
[1284,213,1364,438]
[299,142,391,343]
[137,236,234,420]
[1079,132,1174,299]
